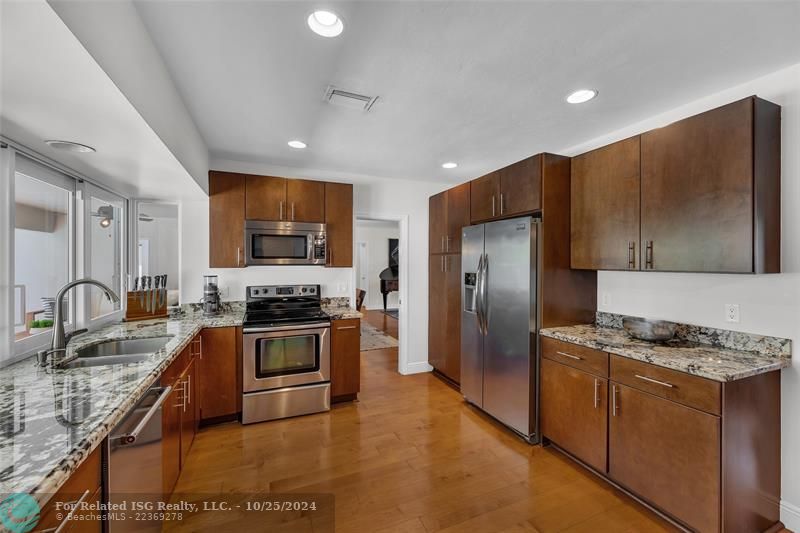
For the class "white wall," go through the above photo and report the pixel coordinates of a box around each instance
[181,159,444,373]
[355,221,400,310]
[560,63,800,527]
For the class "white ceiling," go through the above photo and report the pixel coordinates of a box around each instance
[0,1,206,201]
[134,0,800,184]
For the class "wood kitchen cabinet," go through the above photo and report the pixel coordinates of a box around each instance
[428,253,461,383]
[331,318,360,401]
[640,96,780,273]
[162,380,182,495]
[609,381,720,532]
[470,155,543,223]
[430,183,470,254]
[324,182,354,267]
[209,171,246,268]
[540,358,607,473]
[570,137,641,270]
[198,327,239,421]
[571,96,781,274]
[245,174,286,220]
[36,448,102,533]
[286,179,325,222]
[179,358,198,465]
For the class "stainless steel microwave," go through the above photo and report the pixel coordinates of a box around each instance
[245,221,327,265]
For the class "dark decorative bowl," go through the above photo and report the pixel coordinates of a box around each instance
[622,316,678,342]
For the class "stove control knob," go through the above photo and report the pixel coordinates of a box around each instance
[302,288,307,293]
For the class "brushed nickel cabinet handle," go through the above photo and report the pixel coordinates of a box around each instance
[279,200,284,220]
[612,384,619,416]
[337,325,357,330]
[628,241,636,269]
[594,378,600,409]
[500,193,504,215]
[441,235,445,253]
[635,374,674,388]
[556,351,583,361]
[237,247,241,267]
[40,489,91,532]
[645,241,654,269]
[492,195,496,217]
[291,202,295,221]
[445,235,450,252]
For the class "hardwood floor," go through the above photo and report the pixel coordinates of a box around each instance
[362,308,399,339]
[169,345,677,532]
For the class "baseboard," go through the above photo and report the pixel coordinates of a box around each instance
[401,361,433,375]
[781,500,800,531]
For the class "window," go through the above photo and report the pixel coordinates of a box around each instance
[1,149,128,365]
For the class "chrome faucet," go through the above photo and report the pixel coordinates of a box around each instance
[37,278,120,367]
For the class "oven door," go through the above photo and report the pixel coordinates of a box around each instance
[243,323,330,392]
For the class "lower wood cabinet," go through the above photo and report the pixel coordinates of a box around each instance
[36,447,102,532]
[540,358,607,473]
[179,357,198,465]
[331,318,360,401]
[609,382,720,533]
[428,254,461,383]
[198,327,239,421]
[162,382,182,495]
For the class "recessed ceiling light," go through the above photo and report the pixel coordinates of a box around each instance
[566,89,598,104]
[307,10,344,37]
[442,162,458,169]
[288,140,307,149]
[44,140,96,153]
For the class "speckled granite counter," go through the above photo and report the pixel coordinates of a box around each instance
[540,319,791,382]
[321,297,362,320]
[0,307,244,505]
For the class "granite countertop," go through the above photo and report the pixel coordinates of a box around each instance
[540,323,791,382]
[0,307,244,505]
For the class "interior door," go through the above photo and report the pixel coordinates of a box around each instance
[482,217,536,436]
[460,224,484,406]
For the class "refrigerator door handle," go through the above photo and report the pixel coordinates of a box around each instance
[476,253,485,334]
[480,253,489,333]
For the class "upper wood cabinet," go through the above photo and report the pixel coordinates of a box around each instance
[571,137,641,270]
[430,183,470,254]
[286,179,325,222]
[470,155,543,223]
[245,175,286,220]
[641,96,780,273]
[325,182,353,267]
[469,171,500,222]
[209,171,246,268]
[571,96,781,274]
[209,172,353,268]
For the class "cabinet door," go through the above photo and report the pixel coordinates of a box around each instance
[429,191,447,254]
[609,383,720,532]
[324,182,353,267]
[540,358,607,472]
[209,171,246,268]
[641,98,755,273]
[162,383,182,495]
[428,254,448,375]
[571,137,641,270]
[470,171,501,223]
[499,155,541,217]
[331,318,361,399]
[442,254,461,383]
[286,179,325,222]
[180,359,197,466]
[245,175,287,220]
[198,327,238,420]
[445,183,470,254]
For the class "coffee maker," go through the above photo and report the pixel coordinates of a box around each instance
[201,275,220,316]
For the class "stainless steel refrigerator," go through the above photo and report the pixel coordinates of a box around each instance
[461,216,539,442]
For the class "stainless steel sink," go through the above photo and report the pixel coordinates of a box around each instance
[61,353,150,369]
[75,336,173,358]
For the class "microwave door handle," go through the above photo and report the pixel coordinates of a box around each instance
[308,235,313,260]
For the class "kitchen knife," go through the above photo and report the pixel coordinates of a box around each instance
[161,275,168,309]
[139,277,146,308]
[155,275,160,309]
[152,275,160,311]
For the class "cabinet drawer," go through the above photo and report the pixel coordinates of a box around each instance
[541,337,608,378]
[610,355,721,415]
[36,448,102,532]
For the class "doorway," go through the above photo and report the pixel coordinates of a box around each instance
[355,217,403,373]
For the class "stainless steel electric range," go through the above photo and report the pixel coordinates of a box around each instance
[241,284,331,424]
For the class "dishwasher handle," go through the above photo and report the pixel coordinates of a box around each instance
[115,385,172,445]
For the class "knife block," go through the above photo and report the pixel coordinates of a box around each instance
[125,291,168,321]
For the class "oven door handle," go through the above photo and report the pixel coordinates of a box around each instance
[243,322,331,334]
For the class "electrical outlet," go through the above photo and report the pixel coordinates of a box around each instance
[601,291,611,307]
[337,283,347,294]
[725,304,740,323]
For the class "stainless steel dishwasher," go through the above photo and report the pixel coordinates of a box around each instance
[106,383,172,532]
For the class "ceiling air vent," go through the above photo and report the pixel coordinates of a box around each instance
[324,85,378,111]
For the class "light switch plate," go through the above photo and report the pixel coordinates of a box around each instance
[725,303,740,323]
[601,292,611,307]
